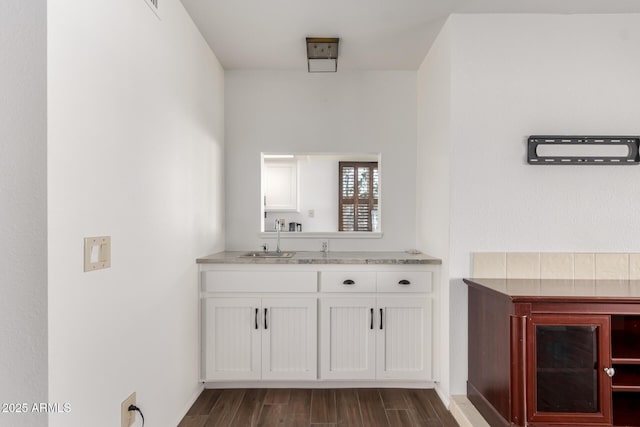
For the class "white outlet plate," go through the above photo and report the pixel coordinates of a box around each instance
[121,392,136,427]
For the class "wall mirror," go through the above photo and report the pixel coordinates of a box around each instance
[260,152,381,236]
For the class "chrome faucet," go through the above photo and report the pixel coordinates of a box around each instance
[275,219,281,253]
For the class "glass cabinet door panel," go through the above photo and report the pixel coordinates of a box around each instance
[527,315,611,425]
[535,325,598,413]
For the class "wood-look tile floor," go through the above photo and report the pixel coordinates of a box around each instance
[178,388,459,427]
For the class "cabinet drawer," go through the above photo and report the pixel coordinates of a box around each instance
[320,272,376,292]
[377,272,432,293]
[202,271,317,293]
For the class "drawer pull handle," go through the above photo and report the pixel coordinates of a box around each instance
[264,308,268,330]
[343,279,355,285]
[399,279,411,285]
[370,308,374,330]
[380,308,384,330]
[255,308,259,329]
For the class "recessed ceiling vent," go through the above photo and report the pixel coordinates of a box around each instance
[306,37,339,73]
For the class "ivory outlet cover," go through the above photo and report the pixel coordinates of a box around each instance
[84,236,111,272]
[121,392,136,427]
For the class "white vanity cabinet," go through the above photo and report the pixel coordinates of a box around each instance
[204,297,317,381]
[319,270,433,381]
[201,270,317,381]
[199,259,439,387]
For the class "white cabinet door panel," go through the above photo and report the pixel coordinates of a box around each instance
[262,298,317,380]
[320,298,376,379]
[376,297,432,380]
[205,298,261,381]
[264,160,298,212]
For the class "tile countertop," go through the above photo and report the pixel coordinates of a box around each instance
[464,278,640,302]
[196,251,442,265]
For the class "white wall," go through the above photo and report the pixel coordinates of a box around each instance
[225,71,417,251]
[47,0,224,425]
[416,21,452,401]
[0,1,48,426]
[416,13,640,396]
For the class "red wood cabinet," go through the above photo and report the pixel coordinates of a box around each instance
[465,278,640,427]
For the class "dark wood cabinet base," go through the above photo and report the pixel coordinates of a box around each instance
[465,278,640,427]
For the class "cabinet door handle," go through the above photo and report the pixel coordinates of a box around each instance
[255,308,259,329]
[343,279,355,285]
[264,308,268,330]
[604,367,615,377]
[399,279,411,285]
[370,308,374,330]
[379,308,383,330]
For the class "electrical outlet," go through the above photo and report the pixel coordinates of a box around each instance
[121,392,136,427]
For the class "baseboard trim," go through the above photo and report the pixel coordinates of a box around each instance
[204,380,437,389]
[450,395,490,427]
[435,384,450,408]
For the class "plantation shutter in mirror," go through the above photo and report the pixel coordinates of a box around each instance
[339,162,378,231]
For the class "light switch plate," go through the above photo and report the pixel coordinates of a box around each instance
[84,236,111,272]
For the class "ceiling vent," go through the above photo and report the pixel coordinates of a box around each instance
[306,37,339,73]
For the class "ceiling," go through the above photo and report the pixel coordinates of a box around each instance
[180,0,640,70]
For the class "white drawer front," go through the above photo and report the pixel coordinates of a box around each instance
[320,272,376,292]
[203,271,317,293]
[376,272,432,293]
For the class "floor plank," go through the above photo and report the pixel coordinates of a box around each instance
[379,389,408,410]
[310,389,337,424]
[336,389,363,426]
[178,415,209,427]
[204,389,245,427]
[264,389,291,405]
[257,404,287,427]
[424,391,459,427]
[283,389,312,426]
[403,389,442,426]
[187,389,222,416]
[357,389,389,427]
[230,389,267,427]
[385,410,413,427]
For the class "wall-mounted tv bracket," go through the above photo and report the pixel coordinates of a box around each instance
[528,136,640,165]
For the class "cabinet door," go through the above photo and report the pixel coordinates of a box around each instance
[204,298,261,381]
[261,298,317,380]
[527,314,611,425]
[376,297,432,380]
[264,159,298,212]
[320,297,376,379]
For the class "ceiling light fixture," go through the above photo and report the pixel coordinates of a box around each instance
[306,37,339,73]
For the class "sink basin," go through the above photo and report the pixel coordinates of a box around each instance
[240,251,296,258]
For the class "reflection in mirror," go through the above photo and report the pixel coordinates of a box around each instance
[261,153,381,233]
